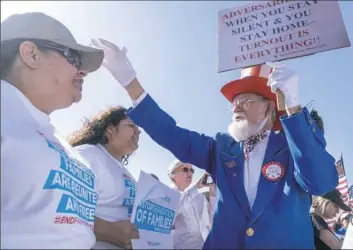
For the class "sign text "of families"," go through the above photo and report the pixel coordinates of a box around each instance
[134,200,175,234]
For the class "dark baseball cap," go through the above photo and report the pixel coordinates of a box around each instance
[1,12,104,73]
[323,189,352,212]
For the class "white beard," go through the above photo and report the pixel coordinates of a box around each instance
[228,116,268,142]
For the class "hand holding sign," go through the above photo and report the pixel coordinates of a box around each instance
[90,38,136,87]
[130,171,180,249]
[266,62,300,112]
[108,219,140,249]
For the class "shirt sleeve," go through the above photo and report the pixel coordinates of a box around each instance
[127,94,217,176]
[199,195,211,240]
[131,92,148,107]
[311,214,329,237]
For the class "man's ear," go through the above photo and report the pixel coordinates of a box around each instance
[267,101,276,123]
[18,41,41,69]
[269,100,275,110]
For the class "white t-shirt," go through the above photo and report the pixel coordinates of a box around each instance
[1,81,98,249]
[75,144,137,249]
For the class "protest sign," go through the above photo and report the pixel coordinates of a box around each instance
[217,0,351,72]
[130,171,181,249]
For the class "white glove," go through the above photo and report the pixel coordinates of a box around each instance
[90,38,136,87]
[266,61,300,109]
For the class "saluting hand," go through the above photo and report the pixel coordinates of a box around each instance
[90,38,136,87]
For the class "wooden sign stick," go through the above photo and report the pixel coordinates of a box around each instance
[276,90,286,111]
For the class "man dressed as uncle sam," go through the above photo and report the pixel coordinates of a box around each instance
[90,38,338,249]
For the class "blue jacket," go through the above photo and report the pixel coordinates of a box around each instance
[127,94,338,249]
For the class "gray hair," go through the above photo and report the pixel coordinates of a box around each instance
[168,159,183,176]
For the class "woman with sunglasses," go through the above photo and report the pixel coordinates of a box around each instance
[1,13,105,248]
[310,189,352,250]
[167,159,216,249]
[68,106,141,249]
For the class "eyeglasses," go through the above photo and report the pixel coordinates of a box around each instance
[177,167,195,174]
[233,98,262,110]
[37,42,82,69]
[228,98,266,113]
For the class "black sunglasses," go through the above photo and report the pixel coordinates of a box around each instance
[37,41,82,69]
[179,167,195,174]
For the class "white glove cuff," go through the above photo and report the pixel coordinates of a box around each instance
[120,70,137,87]
[285,95,300,109]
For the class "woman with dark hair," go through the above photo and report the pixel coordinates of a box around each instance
[68,106,141,249]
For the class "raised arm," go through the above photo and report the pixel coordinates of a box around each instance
[90,38,217,174]
[267,62,337,195]
[281,107,337,195]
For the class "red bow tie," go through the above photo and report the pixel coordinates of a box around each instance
[244,130,268,158]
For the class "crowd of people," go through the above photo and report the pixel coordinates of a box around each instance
[1,12,352,249]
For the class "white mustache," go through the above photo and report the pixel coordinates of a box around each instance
[232,113,245,121]
[228,116,268,142]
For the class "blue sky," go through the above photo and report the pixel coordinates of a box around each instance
[2,1,353,187]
